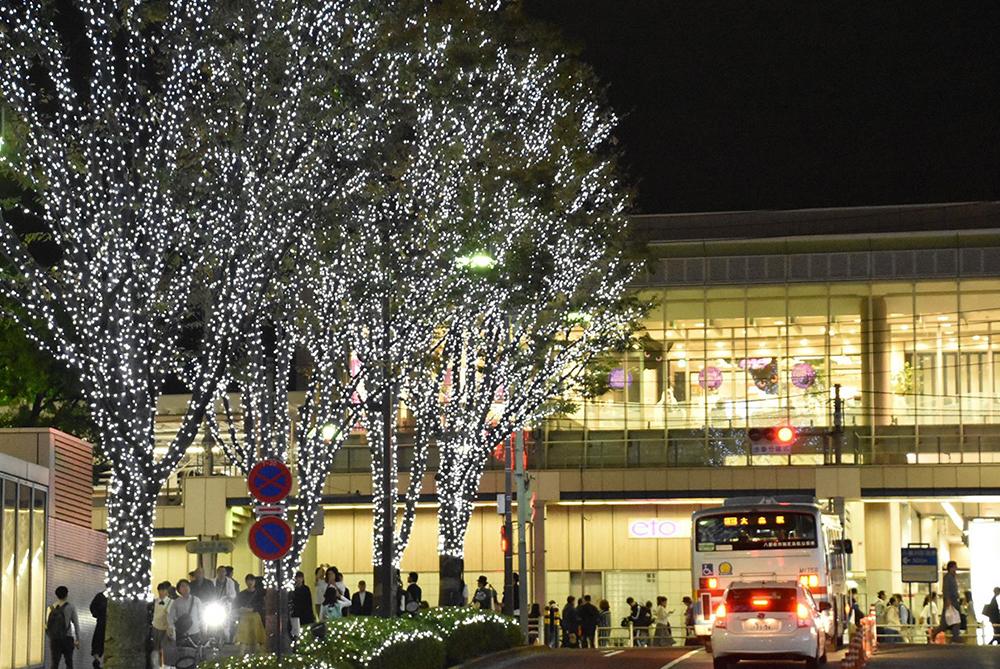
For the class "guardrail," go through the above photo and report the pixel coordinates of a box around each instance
[542,623,697,648]
[875,621,986,644]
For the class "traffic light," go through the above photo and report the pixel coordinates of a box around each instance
[500,526,509,553]
[748,426,797,444]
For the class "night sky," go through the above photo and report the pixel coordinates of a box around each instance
[521,1,1000,214]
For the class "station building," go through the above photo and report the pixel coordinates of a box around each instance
[95,202,1000,627]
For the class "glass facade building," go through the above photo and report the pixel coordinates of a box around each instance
[0,475,47,669]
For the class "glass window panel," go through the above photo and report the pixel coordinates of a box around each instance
[30,489,46,666]
[915,290,959,426]
[15,484,31,667]
[2,480,16,669]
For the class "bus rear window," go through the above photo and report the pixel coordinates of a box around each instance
[726,588,799,613]
[696,512,817,551]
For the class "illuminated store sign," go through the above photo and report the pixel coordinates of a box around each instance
[628,518,692,539]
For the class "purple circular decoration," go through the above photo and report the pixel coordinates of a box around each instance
[698,366,723,390]
[609,368,632,390]
[791,363,816,389]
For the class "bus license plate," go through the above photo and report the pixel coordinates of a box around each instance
[743,619,778,633]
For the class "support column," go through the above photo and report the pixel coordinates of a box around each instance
[532,503,547,608]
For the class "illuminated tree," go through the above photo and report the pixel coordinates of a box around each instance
[0,0,361,663]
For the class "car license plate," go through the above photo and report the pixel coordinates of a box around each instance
[742,618,778,633]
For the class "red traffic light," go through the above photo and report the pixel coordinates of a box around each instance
[500,526,509,553]
[775,426,796,444]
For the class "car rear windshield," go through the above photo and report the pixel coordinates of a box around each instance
[726,588,799,613]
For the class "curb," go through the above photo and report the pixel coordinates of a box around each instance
[453,645,553,669]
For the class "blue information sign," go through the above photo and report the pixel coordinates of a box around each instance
[901,547,938,583]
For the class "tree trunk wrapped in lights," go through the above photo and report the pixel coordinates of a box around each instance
[0,0,366,664]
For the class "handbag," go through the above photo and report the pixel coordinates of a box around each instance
[944,605,961,626]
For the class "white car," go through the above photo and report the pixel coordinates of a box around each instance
[711,581,828,668]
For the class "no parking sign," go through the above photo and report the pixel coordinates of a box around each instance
[248,516,293,561]
[248,459,292,504]
[246,460,292,561]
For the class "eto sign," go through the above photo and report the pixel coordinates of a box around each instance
[628,518,692,539]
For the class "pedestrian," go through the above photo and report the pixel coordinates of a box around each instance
[985,586,1000,644]
[682,596,697,645]
[233,575,266,654]
[653,596,675,646]
[882,596,902,642]
[874,590,887,639]
[577,594,600,648]
[404,572,422,616]
[561,596,580,648]
[472,576,497,611]
[624,596,639,644]
[321,582,350,620]
[527,603,541,645]
[920,592,939,628]
[960,590,974,635]
[503,573,521,616]
[850,588,864,629]
[89,590,107,668]
[544,600,561,648]
[167,579,204,646]
[314,566,328,619]
[291,571,315,637]
[187,566,215,604]
[930,560,962,643]
[46,585,81,669]
[351,580,373,616]
[151,581,173,669]
[634,601,653,647]
[597,600,612,647]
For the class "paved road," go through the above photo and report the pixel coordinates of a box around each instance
[868,644,1000,669]
[480,646,851,669]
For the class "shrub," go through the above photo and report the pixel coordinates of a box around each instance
[418,608,523,666]
[297,617,446,669]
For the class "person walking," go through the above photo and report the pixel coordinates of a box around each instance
[233,575,266,654]
[351,581,373,616]
[634,601,653,647]
[682,596,697,646]
[404,572,422,616]
[168,579,205,646]
[653,596,675,646]
[577,594,600,648]
[561,596,580,648]
[89,590,107,668]
[544,600,561,648]
[46,586,81,669]
[873,590,887,639]
[930,561,962,643]
[986,586,1000,644]
[597,599,612,648]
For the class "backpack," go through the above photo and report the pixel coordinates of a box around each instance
[47,604,68,640]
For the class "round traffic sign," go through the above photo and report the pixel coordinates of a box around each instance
[248,460,292,503]
[247,516,293,561]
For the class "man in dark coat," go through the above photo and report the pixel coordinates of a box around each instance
[561,596,580,648]
[351,580,374,616]
[987,586,1000,645]
[577,594,601,648]
[89,590,107,668]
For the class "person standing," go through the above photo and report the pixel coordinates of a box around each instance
[233,575,266,654]
[682,596,697,645]
[561,596,580,648]
[472,576,497,611]
[151,582,173,668]
[188,566,215,604]
[404,572,422,616]
[873,590,887,639]
[89,590,107,668]
[543,600,561,648]
[986,586,1000,644]
[351,581,373,616]
[314,567,328,619]
[930,561,962,643]
[291,571,315,636]
[47,586,81,669]
[527,603,541,645]
[577,594,600,648]
[597,599,612,647]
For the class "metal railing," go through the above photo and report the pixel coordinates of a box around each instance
[542,623,697,649]
[876,622,988,644]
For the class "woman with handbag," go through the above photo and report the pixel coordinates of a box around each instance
[653,596,676,646]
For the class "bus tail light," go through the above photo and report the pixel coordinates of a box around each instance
[797,602,811,628]
[714,603,727,629]
[798,574,819,588]
[699,577,720,590]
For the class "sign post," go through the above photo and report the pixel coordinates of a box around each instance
[247,460,293,666]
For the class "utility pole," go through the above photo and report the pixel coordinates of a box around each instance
[515,429,529,634]
[503,433,514,615]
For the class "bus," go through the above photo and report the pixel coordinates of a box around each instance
[691,496,852,649]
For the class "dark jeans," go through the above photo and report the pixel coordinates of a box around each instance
[581,629,596,648]
[931,620,961,643]
[50,637,74,669]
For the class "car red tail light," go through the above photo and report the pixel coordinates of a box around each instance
[714,603,727,629]
[797,602,811,628]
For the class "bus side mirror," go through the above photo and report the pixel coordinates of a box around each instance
[819,601,832,612]
[842,539,853,555]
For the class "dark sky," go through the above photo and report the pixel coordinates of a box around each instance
[521,1,1000,214]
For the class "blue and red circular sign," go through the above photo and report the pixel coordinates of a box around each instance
[248,516,293,561]
[248,460,292,504]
